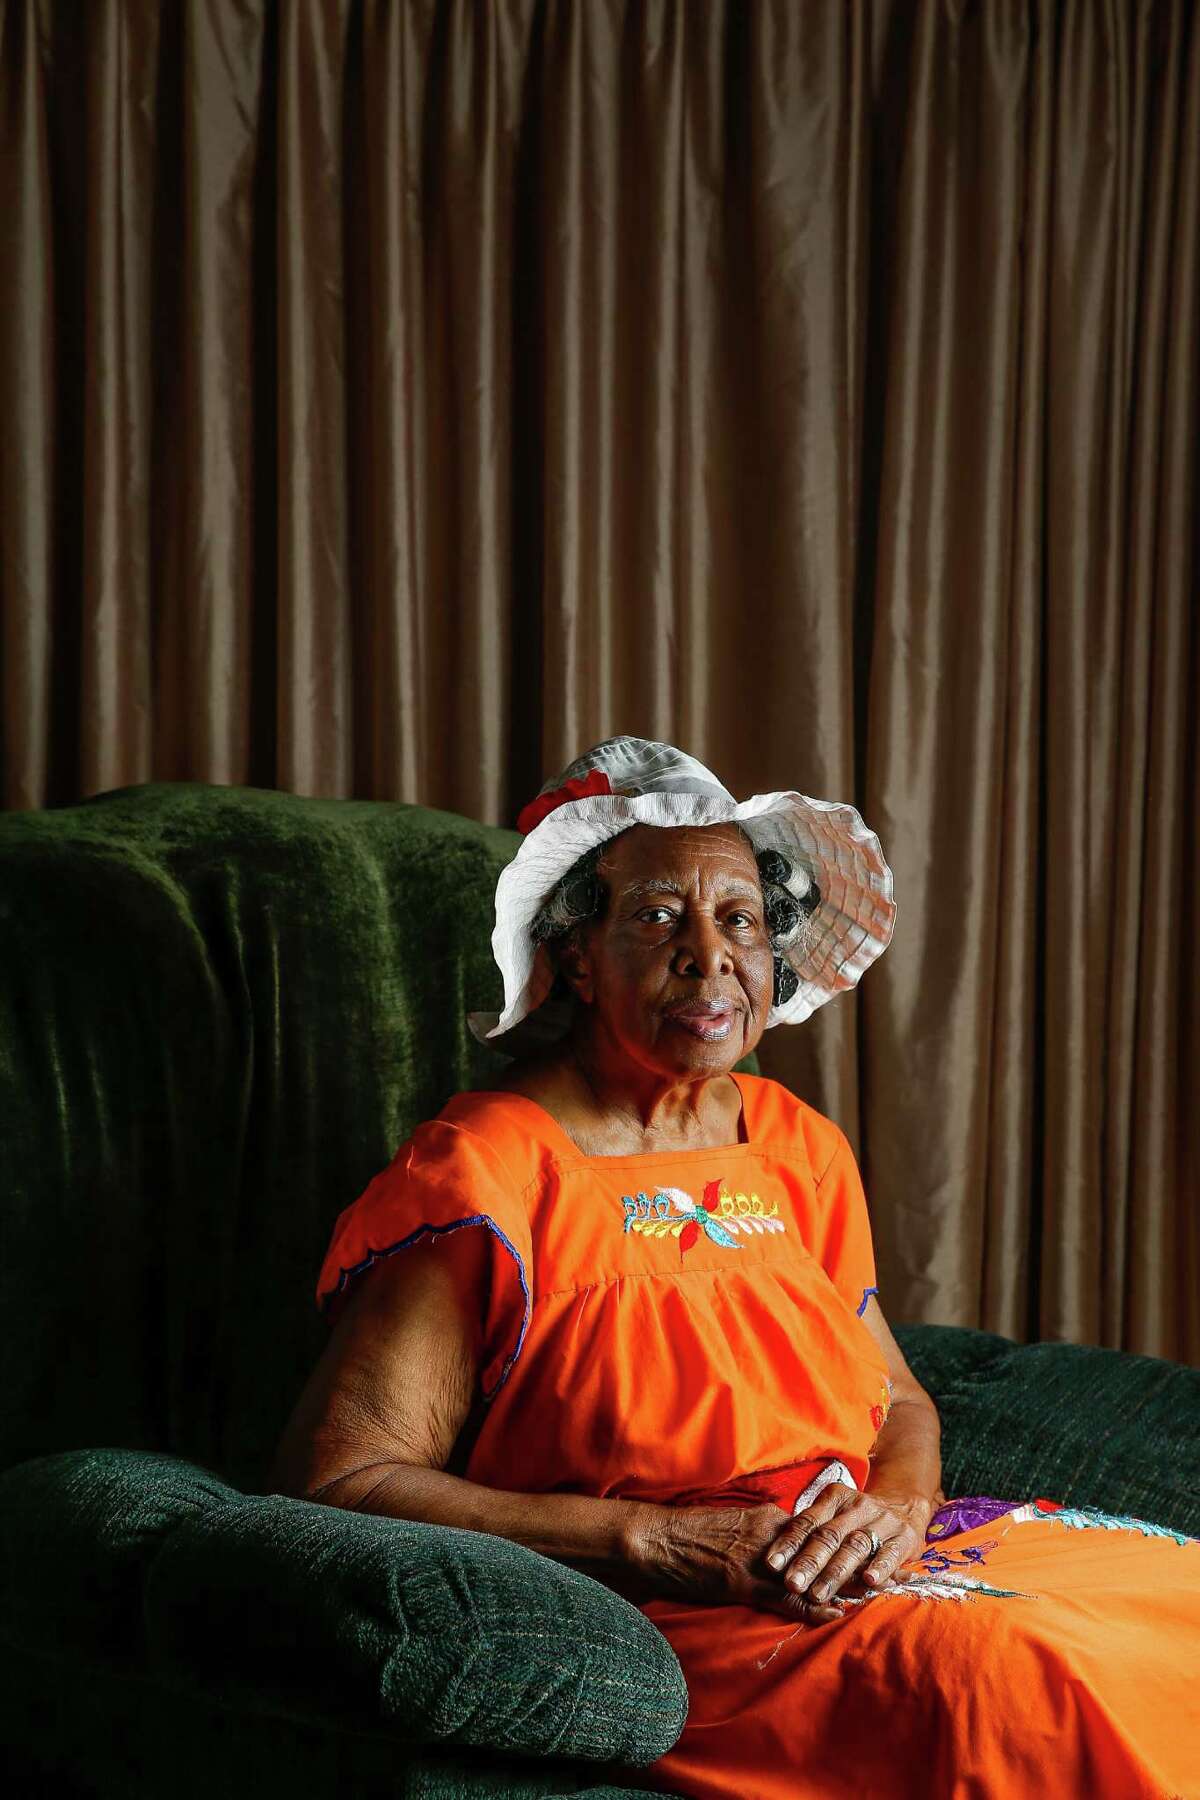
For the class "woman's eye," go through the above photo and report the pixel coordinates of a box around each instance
[635,907,758,927]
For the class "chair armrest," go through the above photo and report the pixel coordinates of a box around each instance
[0,1448,686,1766]
[896,1323,1200,1537]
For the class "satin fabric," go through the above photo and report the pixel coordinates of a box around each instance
[2,1,1197,1361]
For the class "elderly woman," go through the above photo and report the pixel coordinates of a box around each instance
[273,738,1199,1798]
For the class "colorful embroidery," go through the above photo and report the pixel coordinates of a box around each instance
[919,1539,1001,1574]
[1015,1499,1196,1547]
[755,1560,1029,1666]
[621,1179,786,1255]
[847,1570,1030,1603]
[869,1379,893,1434]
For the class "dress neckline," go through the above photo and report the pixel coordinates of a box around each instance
[469,1069,753,1163]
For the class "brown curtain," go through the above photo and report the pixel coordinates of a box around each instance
[2,0,1197,1363]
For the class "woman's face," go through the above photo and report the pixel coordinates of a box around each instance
[561,822,775,1077]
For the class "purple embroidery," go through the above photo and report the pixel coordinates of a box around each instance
[921,1538,1000,1573]
[856,1285,879,1316]
[925,1495,1024,1541]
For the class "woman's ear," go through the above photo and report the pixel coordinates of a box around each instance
[556,937,595,1006]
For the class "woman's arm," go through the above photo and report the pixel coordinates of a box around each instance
[858,1294,944,1524]
[270,1229,639,1579]
[270,1231,838,1619]
[761,1296,943,1605]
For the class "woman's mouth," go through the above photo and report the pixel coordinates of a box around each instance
[665,1002,737,1042]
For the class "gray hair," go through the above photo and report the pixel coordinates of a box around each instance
[530,827,820,1008]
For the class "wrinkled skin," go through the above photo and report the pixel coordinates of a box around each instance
[503,822,776,1157]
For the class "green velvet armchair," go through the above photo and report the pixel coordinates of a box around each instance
[2,784,1197,1798]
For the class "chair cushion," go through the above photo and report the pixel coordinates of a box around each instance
[0,1445,236,1663]
[146,1488,688,1761]
[0,1447,687,1765]
[896,1323,1200,1537]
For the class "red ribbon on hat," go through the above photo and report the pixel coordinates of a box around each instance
[516,770,613,835]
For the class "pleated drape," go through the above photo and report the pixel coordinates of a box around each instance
[1,0,1196,1361]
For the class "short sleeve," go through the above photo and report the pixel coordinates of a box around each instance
[811,1129,879,1320]
[314,1119,533,1400]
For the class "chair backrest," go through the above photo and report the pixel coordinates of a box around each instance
[0,784,526,1488]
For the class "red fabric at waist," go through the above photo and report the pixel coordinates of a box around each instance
[670,1459,832,1514]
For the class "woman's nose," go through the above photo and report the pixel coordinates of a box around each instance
[674,916,734,978]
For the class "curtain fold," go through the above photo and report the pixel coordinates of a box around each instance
[1,0,1196,1362]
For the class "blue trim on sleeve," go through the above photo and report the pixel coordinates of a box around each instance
[856,1285,878,1317]
[321,1214,531,1401]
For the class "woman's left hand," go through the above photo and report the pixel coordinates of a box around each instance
[764,1483,932,1605]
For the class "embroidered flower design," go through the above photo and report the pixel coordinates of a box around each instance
[621,1181,786,1255]
[919,1539,1000,1575]
[836,1537,1032,1603]
[851,1571,1029,1603]
[870,1379,892,1434]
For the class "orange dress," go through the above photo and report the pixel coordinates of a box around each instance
[316,1073,1200,1800]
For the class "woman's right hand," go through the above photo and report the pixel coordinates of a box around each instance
[626,1501,851,1625]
